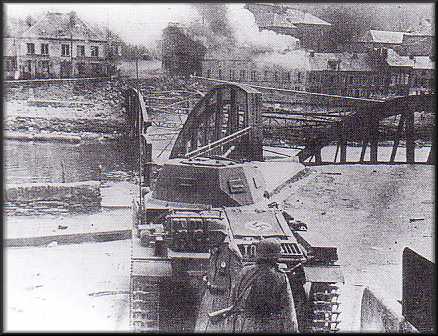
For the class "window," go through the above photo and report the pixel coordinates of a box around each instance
[328,60,338,70]
[274,71,278,81]
[25,60,32,72]
[239,70,246,81]
[297,71,302,83]
[77,63,86,75]
[27,43,35,54]
[264,70,269,81]
[250,71,257,81]
[6,58,16,71]
[218,68,223,79]
[229,69,235,80]
[90,46,99,57]
[206,69,211,78]
[40,43,49,55]
[77,45,85,57]
[61,44,70,57]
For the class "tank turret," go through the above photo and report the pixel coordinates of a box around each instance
[150,157,267,208]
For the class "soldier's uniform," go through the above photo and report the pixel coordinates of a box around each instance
[228,238,299,333]
[195,220,243,332]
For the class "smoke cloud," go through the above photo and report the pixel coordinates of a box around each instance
[189,4,235,52]
[254,49,309,70]
[227,4,298,53]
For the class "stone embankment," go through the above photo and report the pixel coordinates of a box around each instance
[5,181,102,216]
[4,78,136,141]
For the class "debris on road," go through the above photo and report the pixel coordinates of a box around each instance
[322,172,342,175]
[88,290,130,297]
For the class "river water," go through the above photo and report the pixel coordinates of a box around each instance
[5,138,431,185]
[4,140,137,184]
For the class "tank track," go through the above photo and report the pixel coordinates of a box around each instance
[310,283,341,333]
[130,274,161,331]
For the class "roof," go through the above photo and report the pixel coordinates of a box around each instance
[271,13,298,29]
[361,30,405,44]
[413,56,434,70]
[4,17,29,37]
[409,18,434,37]
[284,8,331,26]
[21,12,107,41]
[385,48,414,67]
[309,52,375,72]
[247,3,330,29]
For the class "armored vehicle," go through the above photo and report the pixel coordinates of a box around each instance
[130,156,344,333]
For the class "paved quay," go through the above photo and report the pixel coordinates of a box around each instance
[5,208,132,247]
[5,181,137,247]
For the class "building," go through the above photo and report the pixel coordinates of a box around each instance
[244,3,332,51]
[202,49,309,91]
[349,30,405,53]
[409,56,434,95]
[162,23,207,77]
[399,20,434,57]
[4,11,122,80]
[306,51,384,97]
[201,47,433,99]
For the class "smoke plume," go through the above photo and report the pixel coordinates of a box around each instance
[189,4,235,52]
[189,3,298,57]
[227,4,298,53]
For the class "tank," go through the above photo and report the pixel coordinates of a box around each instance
[130,156,344,332]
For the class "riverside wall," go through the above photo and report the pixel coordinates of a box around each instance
[5,181,102,215]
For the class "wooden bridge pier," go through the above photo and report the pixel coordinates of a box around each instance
[369,114,379,164]
[405,108,415,164]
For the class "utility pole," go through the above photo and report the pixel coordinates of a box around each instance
[70,12,75,78]
[136,46,139,80]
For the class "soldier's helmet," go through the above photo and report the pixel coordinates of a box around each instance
[208,219,228,235]
[256,238,282,260]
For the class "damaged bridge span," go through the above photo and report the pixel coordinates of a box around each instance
[124,77,435,165]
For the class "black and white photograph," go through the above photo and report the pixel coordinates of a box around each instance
[3,2,435,332]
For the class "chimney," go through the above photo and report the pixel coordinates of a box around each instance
[309,50,315,57]
[409,54,415,60]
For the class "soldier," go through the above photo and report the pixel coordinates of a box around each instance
[195,219,243,332]
[228,238,299,333]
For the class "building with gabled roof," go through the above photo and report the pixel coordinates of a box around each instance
[350,29,406,53]
[4,11,123,80]
[399,19,434,57]
[244,3,332,51]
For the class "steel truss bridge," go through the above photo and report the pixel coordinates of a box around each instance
[124,77,435,165]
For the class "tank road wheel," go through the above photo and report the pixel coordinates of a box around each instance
[309,282,341,333]
[130,275,160,332]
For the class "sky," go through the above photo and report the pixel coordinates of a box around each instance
[4,3,203,47]
[5,3,434,48]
